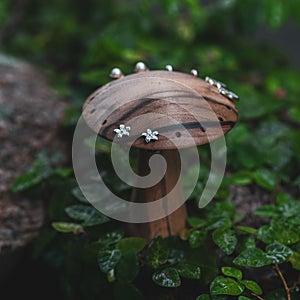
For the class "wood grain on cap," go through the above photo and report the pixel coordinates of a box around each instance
[83,71,238,150]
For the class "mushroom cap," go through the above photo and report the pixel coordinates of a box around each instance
[82,70,238,150]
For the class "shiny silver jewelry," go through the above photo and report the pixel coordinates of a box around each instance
[205,76,226,89]
[114,124,131,137]
[165,65,173,71]
[141,129,159,143]
[110,68,123,79]
[190,69,198,76]
[218,87,239,102]
[134,62,148,72]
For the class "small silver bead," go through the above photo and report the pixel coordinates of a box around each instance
[205,76,226,89]
[134,62,148,72]
[218,87,239,102]
[190,69,198,76]
[110,68,123,79]
[165,65,173,71]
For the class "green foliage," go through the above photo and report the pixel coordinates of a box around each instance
[6,0,300,299]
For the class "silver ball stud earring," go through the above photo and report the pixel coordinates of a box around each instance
[110,68,123,79]
[134,62,148,73]
[165,65,173,71]
[190,69,198,76]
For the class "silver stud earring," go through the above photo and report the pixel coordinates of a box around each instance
[205,76,226,89]
[165,65,173,71]
[190,69,198,76]
[141,129,159,143]
[134,62,148,73]
[110,68,123,79]
[114,124,131,137]
[218,87,239,102]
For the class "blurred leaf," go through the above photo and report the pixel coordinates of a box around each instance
[253,169,277,191]
[152,267,181,288]
[97,230,124,248]
[265,242,293,264]
[233,248,273,267]
[210,276,244,296]
[116,237,147,254]
[116,250,139,283]
[195,295,210,300]
[257,221,300,245]
[65,204,109,227]
[236,226,257,235]
[255,205,279,218]
[52,222,83,234]
[212,227,237,255]
[289,252,300,270]
[97,248,122,273]
[189,229,207,248]
[221,267,242,281]
[146,237,169,269]
[241,279,263,295]
[175,263,201,279]
[187,217,207,228]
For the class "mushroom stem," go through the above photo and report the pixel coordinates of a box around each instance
[128,149,187,241]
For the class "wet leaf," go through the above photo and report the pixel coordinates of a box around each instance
[210,276,244,296]
[146,237,169,268]
[152,267,181,288]
[221,267,242,281]
[241,279,263,295]
[266,242,293,264]
[212,227,237,255]
[97,249,122,273]
[233,248,273,267]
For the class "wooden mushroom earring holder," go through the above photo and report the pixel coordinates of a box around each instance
[82,62,238,242]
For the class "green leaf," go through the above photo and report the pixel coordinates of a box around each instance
[241,279,263,295]
[115,250,139,283]
[12,156,51,192]
[152,267,181,288]
[97,230,124,247]
[253,169,277,191]
[116,237,147,254]
[206,217,232,231]
[234,248,273,267]
[146,237,169,268]
[195,295,210,300]
[289,252,300,270]
[221,267,243,281]
[97,249,122,273]
[175,263,201,279]
[189,229,207,248]
[254,205,279,218]
[51,222,83,234]
[236,226,257,235]
[239,236,257,252]
[257,222,300,245]
[187,217,206,228]
[238,296,251,300]
[212,227,237,255]
[265,242,293,264]
[210,276,244,296]
[65,204,109,226]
